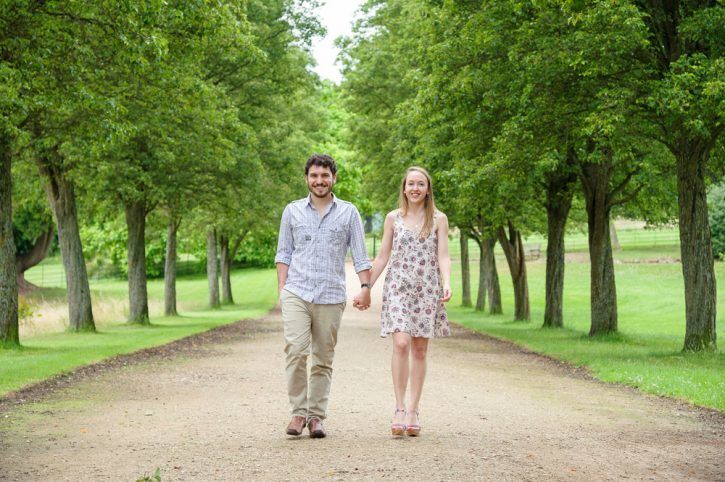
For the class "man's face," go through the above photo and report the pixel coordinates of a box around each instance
[306,164,336,198]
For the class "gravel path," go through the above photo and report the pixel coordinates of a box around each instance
[1,266,723,481]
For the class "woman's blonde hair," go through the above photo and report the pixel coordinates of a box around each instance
[398,166,437,238]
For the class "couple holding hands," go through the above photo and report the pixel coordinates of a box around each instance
[275,154,451,439]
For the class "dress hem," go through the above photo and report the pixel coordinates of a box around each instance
[379,330,448,339]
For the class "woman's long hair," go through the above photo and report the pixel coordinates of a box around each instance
[398,166,437,238]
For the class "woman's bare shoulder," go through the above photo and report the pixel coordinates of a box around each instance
[385,209,400,220]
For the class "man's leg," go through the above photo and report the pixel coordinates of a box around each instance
[308,301,345,421]
[281,290,312,419]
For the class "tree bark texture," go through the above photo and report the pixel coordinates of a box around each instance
[475,237,487,312]
[38,157,95,332]
[497,222,530,321]
[460,232,472,307]
[207,228,220,309]
[581,161,618,336]
[0,137,19,345]
[15,227,53,293]
[677,147,717,351]
[543,171,575,328]
[164,218,180,317]
[483,238,502,315]
[220,235,233,305]
[125,200,149,324]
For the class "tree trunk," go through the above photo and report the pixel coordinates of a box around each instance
[220,234,233,305]
[483,238,502,314]
[125,200,149,324]
[0,136,19,346]
[164,218,180,317]
[581,161,617,336]
[207,228,220,309]
[15,227,53,293]
[497,222,530,321]
[38,157,95,332]
[677,147,717,351]
[475,237,486,312]
[543,172,575,328]
[460,232,472,307]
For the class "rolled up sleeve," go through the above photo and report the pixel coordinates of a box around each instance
[349,208,372,273]
[274,205,293,265]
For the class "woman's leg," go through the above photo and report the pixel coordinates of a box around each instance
[391,332,411,422]
[406,336,429,425]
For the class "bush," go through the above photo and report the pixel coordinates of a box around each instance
[81,220,167,279]
[709,183,725,259]
[236,231,278,268]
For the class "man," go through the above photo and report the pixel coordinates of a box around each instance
[275,154,371,438]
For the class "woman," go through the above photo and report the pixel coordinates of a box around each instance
[355,166,452,437]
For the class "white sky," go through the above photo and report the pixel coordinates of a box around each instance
[310,0,365,83]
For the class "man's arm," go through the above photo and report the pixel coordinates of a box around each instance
[274,206,293,297]
[276,263,289,297]
[349,207,372,309]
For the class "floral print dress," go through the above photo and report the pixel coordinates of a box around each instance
[380,210,450,338]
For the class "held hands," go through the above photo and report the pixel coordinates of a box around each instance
[440,284,452,303]
[352,289,371,311]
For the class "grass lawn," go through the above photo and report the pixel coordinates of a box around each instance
[0,267,277,398]
[449,251,725,410]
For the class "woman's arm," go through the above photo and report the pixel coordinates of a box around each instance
[437,213,452,302]
[352,211,396,310]
[369,211,396,288]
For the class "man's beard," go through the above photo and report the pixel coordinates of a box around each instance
[308,184,331,198]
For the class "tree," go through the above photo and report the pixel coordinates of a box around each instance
[471,0,662,333]
[198,0,322,307]
[0,1,23,346]
[634,0,723,351]
[75,1,256,323]
[459,231,472,308]
[13,2,104,333]
[0,135,18,346]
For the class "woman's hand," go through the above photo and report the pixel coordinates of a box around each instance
[440,285,452,303]
[353,290,370,310]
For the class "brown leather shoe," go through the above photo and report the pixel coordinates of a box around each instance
[307,417,326,438]
[286,415,306,436]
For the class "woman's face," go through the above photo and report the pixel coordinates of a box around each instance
[404,170,429,205]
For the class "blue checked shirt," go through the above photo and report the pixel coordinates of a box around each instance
[275,194,372,304]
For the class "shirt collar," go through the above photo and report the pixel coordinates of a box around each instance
[306,193,337,208]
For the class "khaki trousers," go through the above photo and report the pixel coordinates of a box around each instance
[280,290,346,420]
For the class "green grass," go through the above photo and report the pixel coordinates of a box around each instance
[0,268,277,397]
[449,256,725,410]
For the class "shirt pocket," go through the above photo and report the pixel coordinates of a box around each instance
[325,226,347,247]
[293,224,313,246]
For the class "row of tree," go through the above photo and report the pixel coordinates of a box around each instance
[1,0,325,346]
[340,0,723,351]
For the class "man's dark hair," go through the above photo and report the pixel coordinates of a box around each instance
[305,153,337,175]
